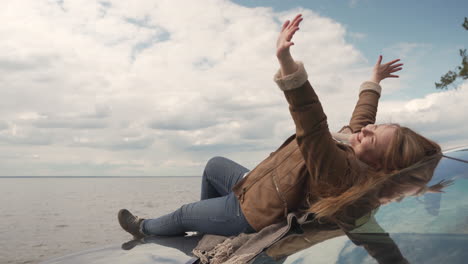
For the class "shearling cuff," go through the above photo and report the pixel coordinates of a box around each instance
[274,61,308,91]
[359,81,381,96]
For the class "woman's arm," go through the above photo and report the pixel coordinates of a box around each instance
[346,57,403,133]
[275,15,350,187]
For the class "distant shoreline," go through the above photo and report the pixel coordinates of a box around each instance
[0,176,200,178]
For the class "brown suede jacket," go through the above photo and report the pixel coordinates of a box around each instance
[232,61,382,232]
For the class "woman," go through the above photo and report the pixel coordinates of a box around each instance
[118,14,446,239]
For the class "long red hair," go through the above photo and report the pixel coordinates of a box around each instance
[307,125,449,225]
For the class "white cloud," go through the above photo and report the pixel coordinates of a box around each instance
[1,0,462,176]
[0,130,54,146]
[0,121,8,130]
[379,81,468,149]
[70,135,154,150]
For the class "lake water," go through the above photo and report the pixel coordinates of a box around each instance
[0,177,201,264]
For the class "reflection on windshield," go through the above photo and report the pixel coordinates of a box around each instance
[120,235,201,255]
[264,150,468,264]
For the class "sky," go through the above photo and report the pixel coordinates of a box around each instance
[1,0,467,176]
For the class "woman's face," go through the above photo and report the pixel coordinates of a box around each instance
[349,124,397,169]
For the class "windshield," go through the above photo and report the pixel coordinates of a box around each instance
[261,148,468,264]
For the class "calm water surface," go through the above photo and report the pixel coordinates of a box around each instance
[0,177,201,264]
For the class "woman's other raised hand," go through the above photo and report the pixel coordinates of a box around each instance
[370,55,404,84]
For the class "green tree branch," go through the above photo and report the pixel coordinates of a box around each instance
[435,17,468,89]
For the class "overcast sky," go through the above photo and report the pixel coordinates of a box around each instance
[1,0,467,176]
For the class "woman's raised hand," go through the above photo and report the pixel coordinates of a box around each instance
[276,14,303,60]
[371,56,404,84]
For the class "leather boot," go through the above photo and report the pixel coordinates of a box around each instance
[118,209,146,239]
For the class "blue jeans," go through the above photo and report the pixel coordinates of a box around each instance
[141,156,255,236]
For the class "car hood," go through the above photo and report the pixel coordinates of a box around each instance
[40,236,201,264]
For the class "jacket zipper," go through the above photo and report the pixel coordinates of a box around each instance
[238,147,297,203]
[272,173,289,217]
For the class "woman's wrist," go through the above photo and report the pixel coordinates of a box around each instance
[277,53,298,77]
[276,50,293,63]
[369,76,381,84]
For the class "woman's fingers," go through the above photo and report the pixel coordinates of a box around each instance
[290,14,302,26]
[287,26,300,40]
[376,55,383,65]
[386,58,401,66]
[282,15,302,42]
[390,67,403,73]
[293,17,303,28]
[282,20,290,31]
[389,63,404,69]
[284,14,302,33]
